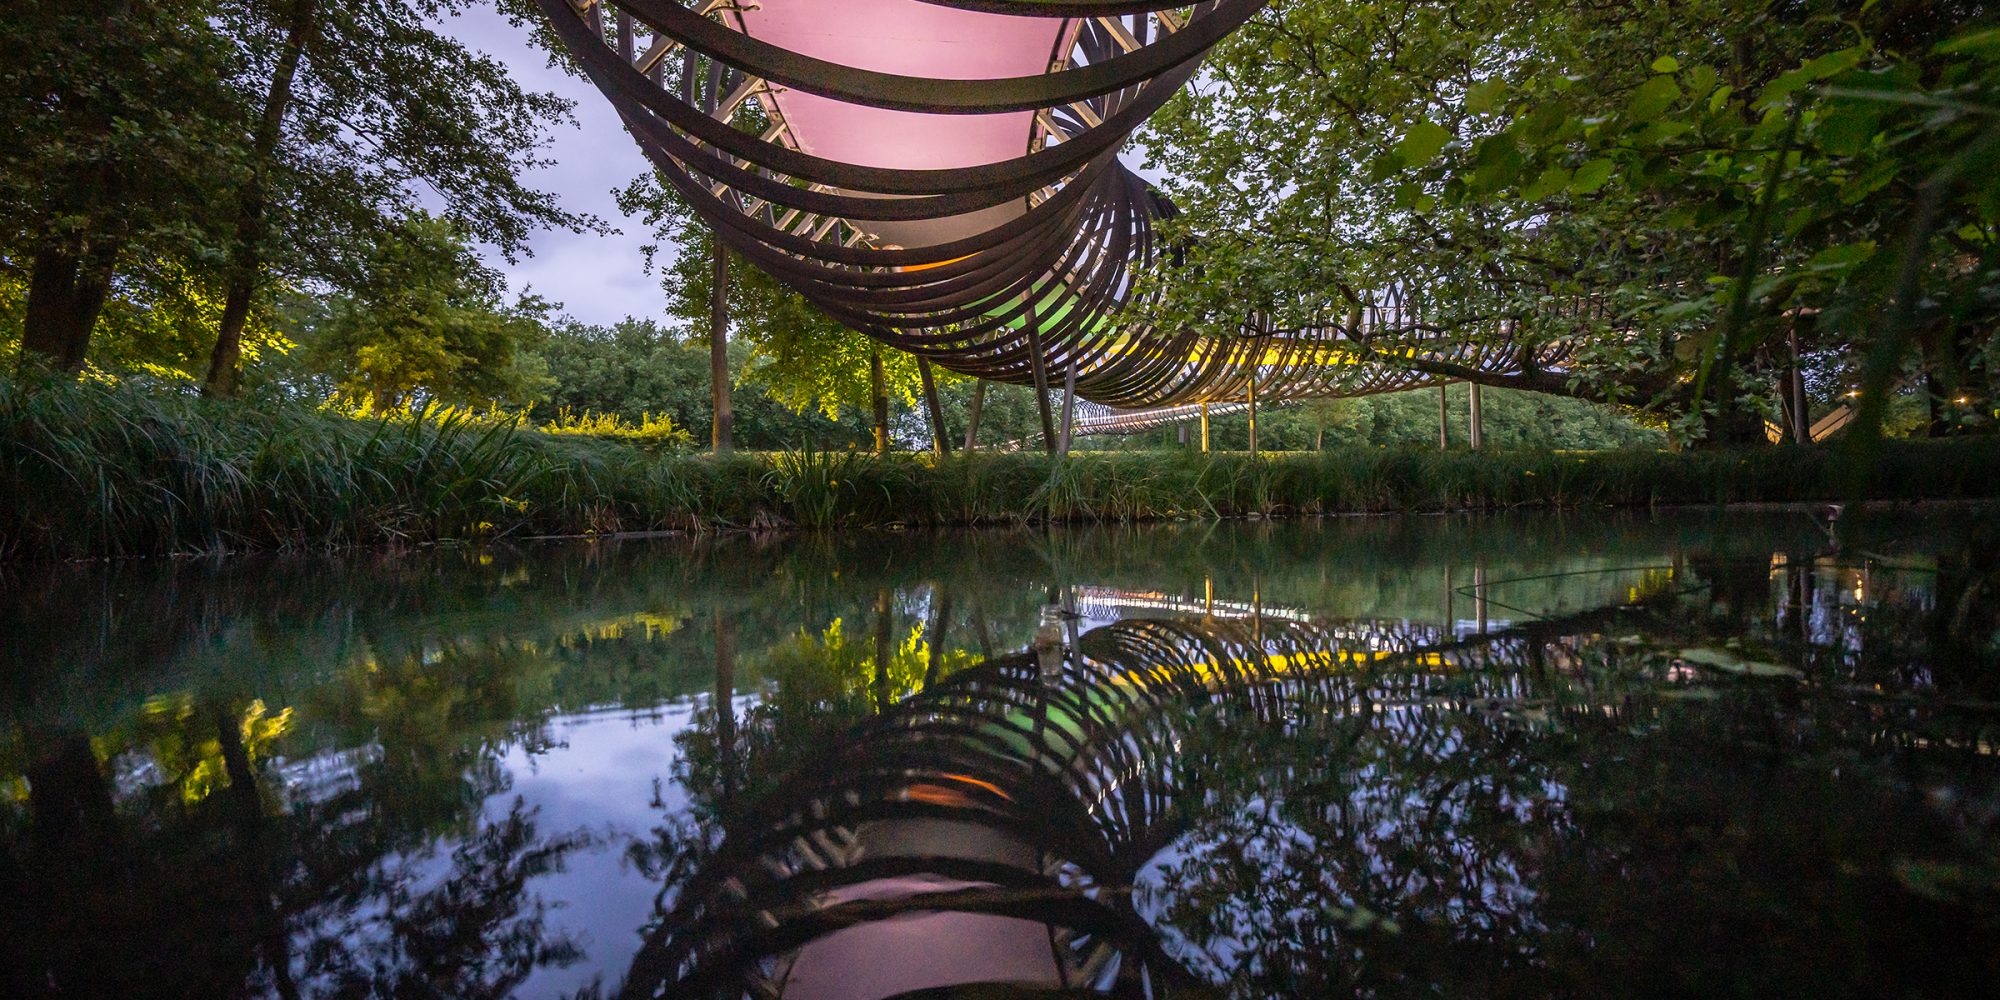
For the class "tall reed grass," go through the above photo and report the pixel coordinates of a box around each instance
[4,380,1996,559]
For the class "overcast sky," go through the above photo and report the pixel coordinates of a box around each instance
[446,9,667,328]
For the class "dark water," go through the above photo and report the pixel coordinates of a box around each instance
[3,510,1998,998]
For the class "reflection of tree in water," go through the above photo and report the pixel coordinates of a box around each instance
[0,641,591,998]
[307,800,584,1000]
[616,573,2000,999]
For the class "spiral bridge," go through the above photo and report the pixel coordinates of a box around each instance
[538,0,1565,411]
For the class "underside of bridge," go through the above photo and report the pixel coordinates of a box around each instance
[537,0,1564,421]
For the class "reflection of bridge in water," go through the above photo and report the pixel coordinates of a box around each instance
[616,604,1638,999]
[1068,560,1685,641]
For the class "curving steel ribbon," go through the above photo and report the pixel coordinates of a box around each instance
[538,0,1564,412]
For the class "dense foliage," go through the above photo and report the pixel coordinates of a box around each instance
[1139,0,2000,443]
[0,0,587,388]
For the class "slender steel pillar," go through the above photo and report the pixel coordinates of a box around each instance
[1199,402,1210,453]
[1059,361,1078,456]
[1024,298,1056,455]
[1246,372,1259,456]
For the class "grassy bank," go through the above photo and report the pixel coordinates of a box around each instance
[6,381,1999,559]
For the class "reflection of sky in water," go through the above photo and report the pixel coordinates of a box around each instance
[490,700,713,999]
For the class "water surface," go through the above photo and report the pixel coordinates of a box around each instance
[3,510,1997,997]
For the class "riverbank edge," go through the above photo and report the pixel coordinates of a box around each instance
[6,380,2000,559]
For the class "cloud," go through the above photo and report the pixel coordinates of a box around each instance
[445,8,674,329]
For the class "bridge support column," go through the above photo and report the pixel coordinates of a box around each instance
[1246,372,1259,456]
[1468,382,1484,451]
[1025,298,1057,455]
[1059,361,1077,457]
[1200,402,1210,454]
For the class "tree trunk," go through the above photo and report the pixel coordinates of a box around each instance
[923,590,952,688]
[1437,384,1451,450]
[714,607,736,800]
[1700,392,1768,448]
[19,244,118,374]
[1925,372,1950,438]
[870,349,888,455]
[204,0,318,397]
[918,356,950,457]
[25,730,120,856]
[962,379,985,452]
[212,704,304,1000]
[872,588,892,713]
[1468,381,1485,450]
[711,242,733,451]
[1787,328,1810,445]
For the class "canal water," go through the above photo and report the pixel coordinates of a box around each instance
[3,509,1997,998]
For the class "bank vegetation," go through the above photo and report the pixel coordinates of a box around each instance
[6,381,1996,560]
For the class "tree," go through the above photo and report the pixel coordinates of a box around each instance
[617,172,932,448]
[198,0,596,396]
[1,0,247,373]
[1138,1,2000,444]
[303,214,551,410]
[531,318,877,449]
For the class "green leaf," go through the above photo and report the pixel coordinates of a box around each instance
[1936,26,2000,57]
[1627,75,1683,120]
[1650,55,1680,74]
[1637,120,1693,145]
[1805,241,1877,272]
[1397,119,1453,165]
[1815,103,1881,155]
[1678,647,1803,679]
[1522,164,1571,200]
[1747,272,1793,303]
[1659,299,1712,322]
[1756,46,1866,109]
[1569,158,1615,193]
[1684,64,1719,99]
[1837,158,1898,204]
[1465,78,1507,114]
